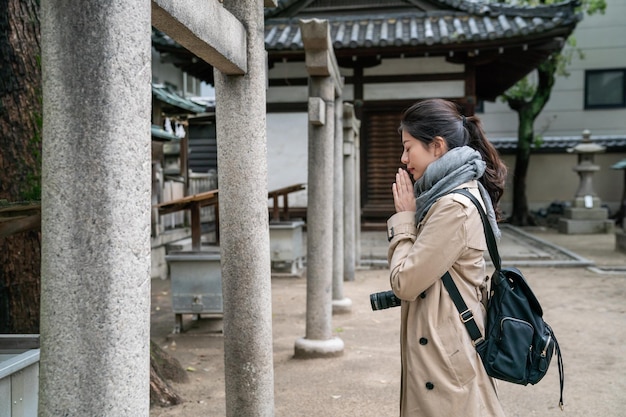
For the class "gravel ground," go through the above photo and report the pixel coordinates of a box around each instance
[149,227,626,417]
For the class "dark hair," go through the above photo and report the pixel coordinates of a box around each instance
[399,98,507,220]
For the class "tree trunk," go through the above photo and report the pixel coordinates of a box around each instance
[150,340,189,407]
[505,57,558,226]
[0,0,42,334]
[510,110,536,226]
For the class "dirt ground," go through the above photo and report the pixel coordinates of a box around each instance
[149,228,626,417]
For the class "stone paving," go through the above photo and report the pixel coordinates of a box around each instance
[359,225,595,268]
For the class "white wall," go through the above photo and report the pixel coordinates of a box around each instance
[266,113,309,206]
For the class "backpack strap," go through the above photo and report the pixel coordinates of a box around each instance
[442,271,484,345]
[450,188,501,271]
[441,188,499,346]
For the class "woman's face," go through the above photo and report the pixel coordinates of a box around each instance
[400,131,447,181]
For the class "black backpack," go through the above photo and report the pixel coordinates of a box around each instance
[442,189,564,409]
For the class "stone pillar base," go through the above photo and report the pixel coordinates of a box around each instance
[558,218,615,234]
[564,207,609,220]
[294,336,344,359]
[332,297,353,314]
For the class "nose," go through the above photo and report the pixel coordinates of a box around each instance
[400,149,408,165]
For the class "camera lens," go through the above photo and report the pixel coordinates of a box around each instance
[370,290,401,311]
[370,292,381,310]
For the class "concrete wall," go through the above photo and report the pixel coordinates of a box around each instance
[480,0,626,138]
[500,152,625,217]
[485,0,626,217]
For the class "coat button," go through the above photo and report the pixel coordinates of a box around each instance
[419,337,428,345]
[419,291,426,299]
[425,382,434,390]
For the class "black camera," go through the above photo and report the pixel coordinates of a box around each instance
[370,290,401,311]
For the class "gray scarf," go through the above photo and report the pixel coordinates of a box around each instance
[414,146,501,239]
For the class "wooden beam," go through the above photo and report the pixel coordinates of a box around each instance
[151,0,247,75]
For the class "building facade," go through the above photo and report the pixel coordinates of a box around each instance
[152,0,626,225]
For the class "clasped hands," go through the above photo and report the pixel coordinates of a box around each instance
[392,168,416,213]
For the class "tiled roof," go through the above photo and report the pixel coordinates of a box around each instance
[152,0,581,100]
[265,3,580,51]
[432,0,580,18]
[151,124,180,142]
[490,135,626,153]
[152,83,206,114]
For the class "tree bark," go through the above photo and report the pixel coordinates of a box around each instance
[510,109,535,226]
[150,340,189,407]
[0,0,42,334]
[505,57,558,226]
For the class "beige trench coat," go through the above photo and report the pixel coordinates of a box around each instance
[387,181,505,417]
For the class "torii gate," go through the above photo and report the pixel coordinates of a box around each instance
[39,1,275,416]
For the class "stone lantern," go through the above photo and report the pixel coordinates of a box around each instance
[558,130,615,234]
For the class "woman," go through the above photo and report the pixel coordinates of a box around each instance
[387,98,507,417]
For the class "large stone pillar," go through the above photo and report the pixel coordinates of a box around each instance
[342,103,359,282]
[332,96,352,314]
[214,1,275,415]
[40,2,152,415]
[295,18,344,358]
[354,121,362,266]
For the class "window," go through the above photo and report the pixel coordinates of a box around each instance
[585,69,626,109]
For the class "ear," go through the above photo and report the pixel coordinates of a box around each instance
[431,136,448,157]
